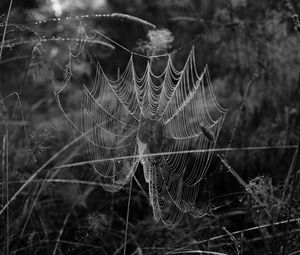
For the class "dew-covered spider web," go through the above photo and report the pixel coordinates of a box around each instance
[56,29,227,225]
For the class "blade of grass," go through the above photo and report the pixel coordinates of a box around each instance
[1,95,10,255]
[167,250,229,254]
[0,4,15,252]
[218,154,247,188]
[52,145,298,169]
[0,0,13,61]
[52,200,77,255]
[5,124,9,255]
[281,145,298,201]
[170,217,300,253]
[124,179,133,255]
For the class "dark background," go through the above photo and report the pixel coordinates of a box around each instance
[0,0,299,254]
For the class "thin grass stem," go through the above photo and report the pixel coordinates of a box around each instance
[52,145,298,169]
[124,179,133,255]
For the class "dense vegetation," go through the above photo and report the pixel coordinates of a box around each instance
[0,0,300,254]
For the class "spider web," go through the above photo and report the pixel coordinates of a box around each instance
[57,39,227,225]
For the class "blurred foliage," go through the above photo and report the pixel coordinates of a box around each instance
[0,0,300,254]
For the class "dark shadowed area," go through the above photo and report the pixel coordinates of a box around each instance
[0,0,300,254]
